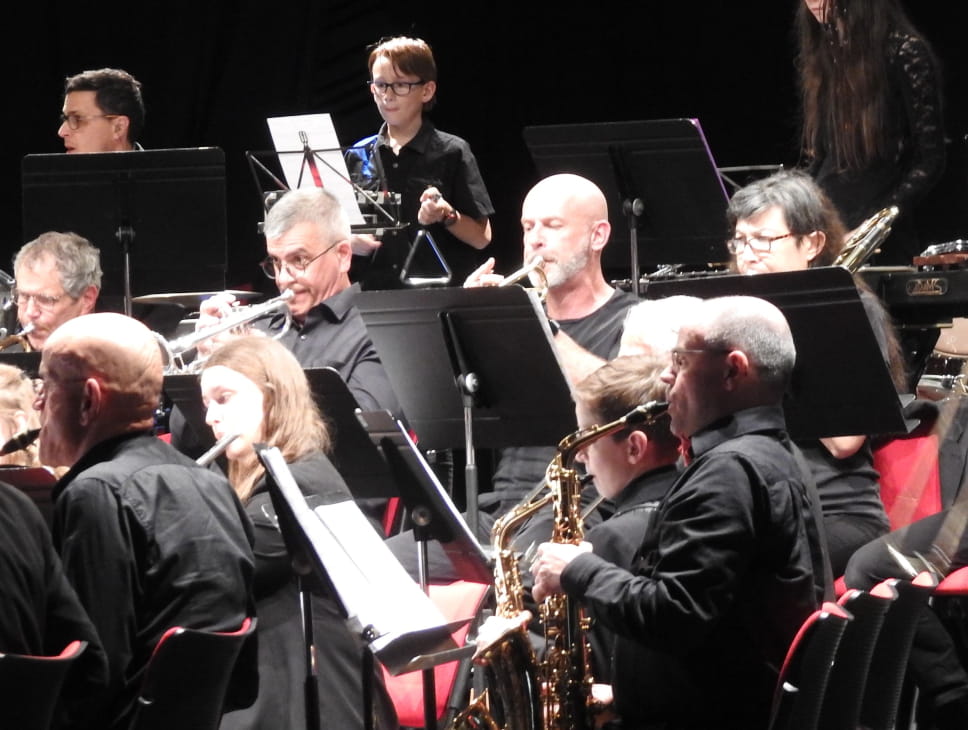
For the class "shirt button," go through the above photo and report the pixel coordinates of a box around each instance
[393,163,399,169]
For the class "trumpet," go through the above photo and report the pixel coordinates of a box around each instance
[498,255,549,300]
[156,290,295,373]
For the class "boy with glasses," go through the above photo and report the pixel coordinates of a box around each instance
[345,36,494,290]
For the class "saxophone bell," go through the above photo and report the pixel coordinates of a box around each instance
[834,205,900,271]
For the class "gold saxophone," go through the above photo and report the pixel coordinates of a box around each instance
[450,401,669,730]
[833,205,900,272]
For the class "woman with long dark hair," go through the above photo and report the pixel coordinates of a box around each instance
[795,0,947,264]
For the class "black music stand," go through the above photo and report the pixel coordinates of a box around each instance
[644,266,910,439]
[21,148,228,316]
[523,118,731,293]
[356,285,577,536]
[245,148,404,236]
[256,444,467,730]
[0,351,41,378]
[361,410,491,730]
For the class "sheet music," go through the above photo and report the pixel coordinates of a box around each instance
[259,446,458,674]
[266,113,365,225]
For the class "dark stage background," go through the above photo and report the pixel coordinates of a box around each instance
[4,0,966,297]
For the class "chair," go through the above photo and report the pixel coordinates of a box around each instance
[768,601,852,730]
[859,571,938,730]
[817,580,898,730]
[381,580,492,729]
[0,640,88,730]
[873,430,943,531]
[128,617,256,730]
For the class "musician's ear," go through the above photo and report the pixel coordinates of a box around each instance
[802,230,826,262]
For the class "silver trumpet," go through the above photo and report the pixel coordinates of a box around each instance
[156,289,295,373]
[498,255,549,300]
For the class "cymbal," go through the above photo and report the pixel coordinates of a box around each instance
[131,290,263,308]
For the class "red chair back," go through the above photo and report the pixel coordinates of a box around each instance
[129,617,256,730]
[769,601,852,730]
[873,432,942,530]
[0,640,88,730]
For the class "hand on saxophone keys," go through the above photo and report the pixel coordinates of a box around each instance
[472,609,533,664]
[530,540,593,603]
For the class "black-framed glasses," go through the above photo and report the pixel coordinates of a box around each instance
[726,232,796,255]
[12,288,65,311]
[367,80,427,96]
[259,240,343,280]
[670,347,732,370]
[59,112,118,130]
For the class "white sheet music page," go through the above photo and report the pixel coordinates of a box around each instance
[312,500,458,671]
[266,113,365,225]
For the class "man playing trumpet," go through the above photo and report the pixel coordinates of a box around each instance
[465,173,638,524]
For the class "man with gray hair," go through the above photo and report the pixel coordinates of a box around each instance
[196,187,398,413]
[532,295,827,730]
[4,231,101,352]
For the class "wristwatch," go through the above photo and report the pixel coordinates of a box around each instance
[442,207,458,227]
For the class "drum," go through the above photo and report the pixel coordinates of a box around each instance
[919,317,968,399]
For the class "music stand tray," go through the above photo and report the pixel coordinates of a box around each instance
[644,266,909,439]
[523,118,731,283]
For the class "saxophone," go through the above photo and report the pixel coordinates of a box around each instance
[450,401,669,730]
[833,205,900,271]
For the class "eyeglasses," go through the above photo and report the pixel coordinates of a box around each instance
[367,80,427,96]
[59,112,118,130]
[670,347,732,370]
[259,240,343,280]
[726,232,796,255]
[13,288,66,311]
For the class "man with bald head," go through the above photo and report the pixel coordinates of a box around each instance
[39,313,255,729]
[467,173,638,518]
[531,296,827,730]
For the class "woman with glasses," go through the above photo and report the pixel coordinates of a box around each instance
[795,0,946,265]
[726,169,908,578]
[345,36,494,290]
[203,335,398,730]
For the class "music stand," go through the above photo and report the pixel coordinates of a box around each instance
[523,118,731,293]
[0,351,41,378]
[644,266,910,439]
[359,410,491,730]
[244,148,405,237]
[356,285,577,536]
[256,444,468,730]
[21,148,228,316]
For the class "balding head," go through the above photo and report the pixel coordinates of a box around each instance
[663,296,795,439]
[524,173,609,221]
[38,313,162,466]
[521,173,611,292]
[699,296,796,397]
